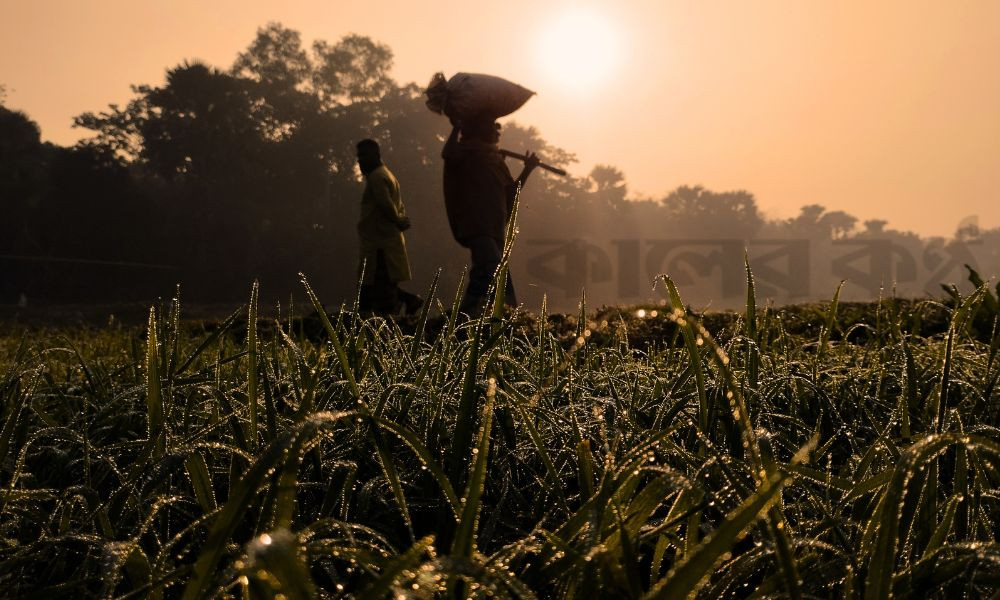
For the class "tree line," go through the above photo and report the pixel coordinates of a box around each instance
[1,23,994,308]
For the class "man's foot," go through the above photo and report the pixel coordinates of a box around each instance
[402,293,424,316]
[458,295,489,318]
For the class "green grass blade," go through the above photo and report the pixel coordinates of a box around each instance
[373,416,461,516]
[248,280,260,448]
[491,184,521,324]
[451,379,496,560]
[181,412,352,600]
[174,306,242,376]
[863,432,1000,600]
[0,369,37,472]
[358,536,435,600]
[921,494,961,560]
[299,273,361,403]
[818,280,844,361]
[645,471,789,600]
[409,268,441,362]
[184,451,217,513]
[448,317,486,488]
[660,276,708,435]
[745,253,759,390]
[145,307,165,456]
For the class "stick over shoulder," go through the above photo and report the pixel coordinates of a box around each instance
[499,149,567,176]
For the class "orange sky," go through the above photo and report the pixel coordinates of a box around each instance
[2,0,998,237]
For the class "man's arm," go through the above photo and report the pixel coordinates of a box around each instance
[371,175,409,231]
[514,151,541,189]
[505,151,542,216]
[441,122,461,160]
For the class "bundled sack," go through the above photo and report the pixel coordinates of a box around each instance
[425,72,535,121]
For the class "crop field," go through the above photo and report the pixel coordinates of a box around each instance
[1,269,1000,599]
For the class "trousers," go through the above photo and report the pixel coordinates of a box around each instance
[461,235,516,312]
[359,249,421,315]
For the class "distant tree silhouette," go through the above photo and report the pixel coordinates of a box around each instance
[588,165,627,209]
[816,210,856,239]
[777,204,855,240]
[231,22,311,90]
[660,185,763,238]
[143,63,263,181]
[862,219,888,236]
[312,34,395,104]
[0,105,48,256]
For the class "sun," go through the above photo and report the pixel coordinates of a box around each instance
[537,8,623,93]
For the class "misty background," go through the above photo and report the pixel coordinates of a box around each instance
[2,25,997,313]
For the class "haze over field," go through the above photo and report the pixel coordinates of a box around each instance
[3,0,999,237]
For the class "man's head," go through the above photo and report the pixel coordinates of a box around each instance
[356,138,382,174]
[461,118,501,144]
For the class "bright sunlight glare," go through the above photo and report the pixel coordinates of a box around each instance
[537,8,623,93]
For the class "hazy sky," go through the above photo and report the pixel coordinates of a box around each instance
[2,0,999,236]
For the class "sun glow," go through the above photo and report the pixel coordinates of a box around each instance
[537,8,623,93]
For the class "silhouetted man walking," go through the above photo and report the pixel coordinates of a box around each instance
[442,118,539,314]
[356,139,421,316]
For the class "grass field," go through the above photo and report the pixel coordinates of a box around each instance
[1,268,999,599]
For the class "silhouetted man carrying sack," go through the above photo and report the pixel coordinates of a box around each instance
[442,117,540,315]
[356,139,422,316]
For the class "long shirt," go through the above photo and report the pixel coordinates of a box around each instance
[358,164,411,283]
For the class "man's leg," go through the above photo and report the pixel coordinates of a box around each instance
[461,236,510,313]
[397,287,424,316]
[504,269,517,307]
[372,249,399,315]
[358,285,375,312]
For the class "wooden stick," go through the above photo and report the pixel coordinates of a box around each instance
[499,149,568,176]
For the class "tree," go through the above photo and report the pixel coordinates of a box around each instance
[784,204,857,240]
[818,210,857,239]
[661,185,764,238]
[0,106,49,254]
[312,35,395,105]
[69,28,408,300]
[73,87,153,164]
[0,105,47,204]
[141,62,265,181]
[790,204,826,229]
[588,165,627,209]
[863,219,888,236]
[231,22,311,90]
